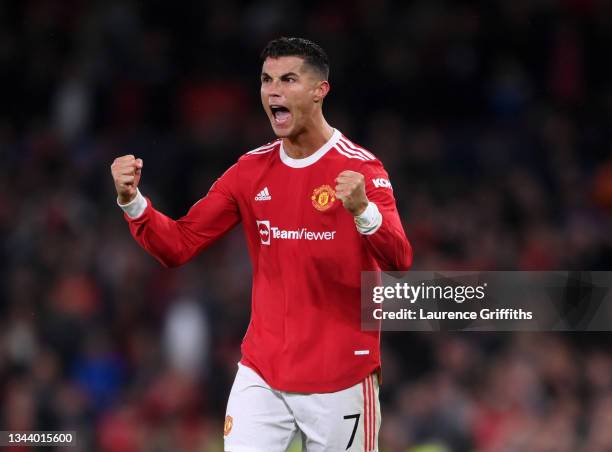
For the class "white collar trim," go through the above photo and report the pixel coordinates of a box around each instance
[279,129,340,168]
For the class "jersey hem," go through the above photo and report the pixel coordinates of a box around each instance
[240,356,381,394]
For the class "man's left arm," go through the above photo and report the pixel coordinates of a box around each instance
[335,162,413,271]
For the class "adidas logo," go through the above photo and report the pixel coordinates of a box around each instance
[255,187,272,201]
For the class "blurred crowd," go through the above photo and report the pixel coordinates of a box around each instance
[1,0,612,450]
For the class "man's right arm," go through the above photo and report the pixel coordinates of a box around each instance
[111,155,241,268]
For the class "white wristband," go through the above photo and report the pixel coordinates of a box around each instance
[354,201,382,235]
[117,188,147,219]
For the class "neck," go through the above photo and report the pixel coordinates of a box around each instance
[282,116,334,159]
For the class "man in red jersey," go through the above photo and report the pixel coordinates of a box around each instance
[111,37,411,451]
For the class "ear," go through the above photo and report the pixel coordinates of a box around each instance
[313,80,330,103]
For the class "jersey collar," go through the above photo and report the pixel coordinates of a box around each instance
[279,129,341,168]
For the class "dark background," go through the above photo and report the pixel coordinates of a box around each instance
[1,0,612,450]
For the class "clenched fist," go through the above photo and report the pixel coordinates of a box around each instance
[111,155,143,204]
[335,170,368,216]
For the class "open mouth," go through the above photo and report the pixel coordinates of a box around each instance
[270,105,291,125]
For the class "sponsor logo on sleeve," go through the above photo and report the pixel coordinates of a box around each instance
[372,178,392,189]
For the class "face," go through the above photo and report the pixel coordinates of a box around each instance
[260,56,328,138]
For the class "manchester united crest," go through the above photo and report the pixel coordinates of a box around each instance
[224,415,233,436]
[311,184,336,211]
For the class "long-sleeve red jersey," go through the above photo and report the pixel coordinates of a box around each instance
[124,129,412,392]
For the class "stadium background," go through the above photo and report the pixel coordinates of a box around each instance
[2,0,612,450]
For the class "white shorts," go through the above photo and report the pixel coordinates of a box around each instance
[223,363,380,452]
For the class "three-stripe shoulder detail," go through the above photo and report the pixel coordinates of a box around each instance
[335,136,376,161]
[245,140,281,156]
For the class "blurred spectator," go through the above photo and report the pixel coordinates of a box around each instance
[163,297,210,378]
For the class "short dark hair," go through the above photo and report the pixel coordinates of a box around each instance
[261,37,329,80]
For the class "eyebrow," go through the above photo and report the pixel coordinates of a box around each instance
[261,71,300,78]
